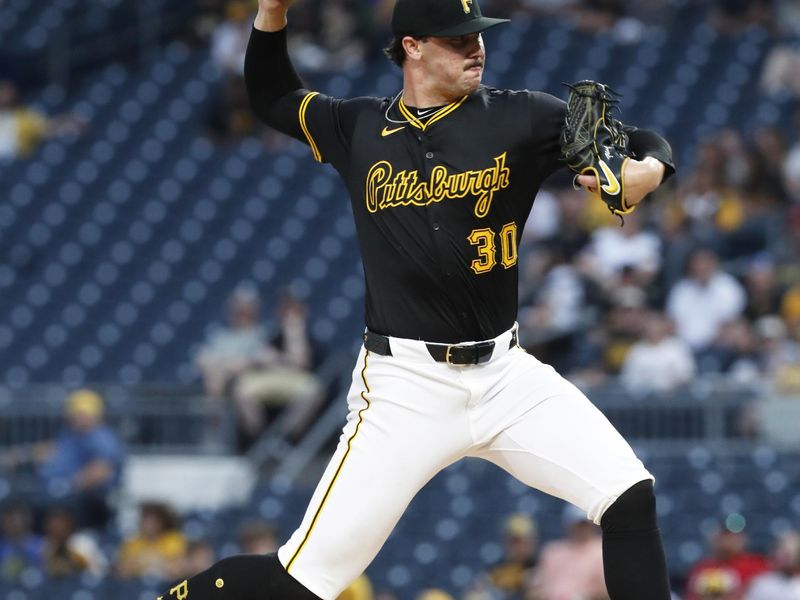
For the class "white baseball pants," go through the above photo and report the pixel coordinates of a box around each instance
[277,325,653,599]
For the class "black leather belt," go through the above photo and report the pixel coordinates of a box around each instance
[363,329,517,366]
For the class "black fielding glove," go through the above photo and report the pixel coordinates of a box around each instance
[560,80,634,218]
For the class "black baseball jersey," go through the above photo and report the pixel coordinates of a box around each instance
[245,28,674,344]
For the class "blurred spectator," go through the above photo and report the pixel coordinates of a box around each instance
[744,531,800,600]
[676,134,754,246]
[288,0,368,73]
[38,389,125,529]
[518,244,586,361]
[0,502,42,581]
[210,1,252,76]
[526,505,608,600]
[0,80,83,160]
[698,320,762,381]
[196,285,270,399]
[666,248,746,351]
[41,507,105,577]
[207,1,257,140]
[782,282,800,328]
[784,111,800,202]
[582,212,661,287]
[338,574,374,600]
[416,590,454,600]
[176,539,215,580]
[523,190,561,244]
[116,501,187,580]
[236,519,278,554]
[718,129,752,191]
[747,126,789,205]
[776,0,800,35]
[707,0,774,32]
[462,585,496,600]
[744,255,783,321]
[564,0,633,39]
[488,513,539,597]
[559,282,649,386]
[685,523,769,600]
[756,315,800,392]
[190,0,232,40]
[761,43,800,97]
[600,284,649,374]
[621,311,696,393]
[196,285,324,450]
[678,168,729,231]
[552,188,595,258]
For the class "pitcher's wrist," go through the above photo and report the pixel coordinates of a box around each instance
[254,9,287,32]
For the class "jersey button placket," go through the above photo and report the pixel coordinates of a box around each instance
[425,151,434,159]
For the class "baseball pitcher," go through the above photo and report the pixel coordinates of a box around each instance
[157,0,675,598]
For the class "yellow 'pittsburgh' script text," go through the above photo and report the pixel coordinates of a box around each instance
[365,153,511,218]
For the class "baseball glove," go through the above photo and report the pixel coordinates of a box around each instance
[560,80,634,218]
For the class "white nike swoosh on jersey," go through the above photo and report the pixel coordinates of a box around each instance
[417,108,438,117]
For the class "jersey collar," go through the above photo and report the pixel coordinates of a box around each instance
[398,94,469,131]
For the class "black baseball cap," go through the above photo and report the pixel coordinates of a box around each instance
[392,0,510,37]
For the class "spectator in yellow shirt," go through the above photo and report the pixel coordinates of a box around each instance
[0,80,84,160]
[337,574,374,600]
[116,501,187,580]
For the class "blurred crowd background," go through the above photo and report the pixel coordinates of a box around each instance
[2,0,800,598]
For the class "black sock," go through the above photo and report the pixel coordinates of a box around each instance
[600,480,671,600]
[155,553,320,600]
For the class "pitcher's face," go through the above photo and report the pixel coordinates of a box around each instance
[419,33,485,98]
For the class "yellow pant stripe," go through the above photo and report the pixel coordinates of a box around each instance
[298,91,322,162]
[286,351,373,571]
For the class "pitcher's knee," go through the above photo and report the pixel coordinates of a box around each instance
[600,479,657,534]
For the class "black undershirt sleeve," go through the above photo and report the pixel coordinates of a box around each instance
[244,26,376,167]
[244,26,307,142]
[624,125,677,183]
[244,27,303,105]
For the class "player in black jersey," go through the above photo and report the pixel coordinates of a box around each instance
[156,0,675,598]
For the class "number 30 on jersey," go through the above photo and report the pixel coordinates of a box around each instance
[467,222,518,274]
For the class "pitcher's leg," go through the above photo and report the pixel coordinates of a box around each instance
[476,357,670,600]
[278,349,471,599]
[601,480,671,600]
[156,349,470,600]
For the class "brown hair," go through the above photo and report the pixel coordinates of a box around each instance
[140,501,180,533]
[383,35,428,67]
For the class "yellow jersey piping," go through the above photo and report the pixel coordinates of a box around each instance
[398,95,468,131]
[299,91,322,162]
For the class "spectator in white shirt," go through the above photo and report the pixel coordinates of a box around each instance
[195,285,323,451]
[744,531,800,600]
[621,311,696,393]
[666,248,746,350]
[211,2,251,77]
[583,211,661,286]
